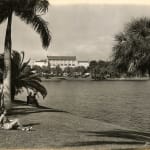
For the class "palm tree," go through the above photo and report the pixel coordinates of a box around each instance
[127,18,150,75]
[0,0,51,110]
[112,17,150,76]
[0,51,47,103]
[112,32,130,73]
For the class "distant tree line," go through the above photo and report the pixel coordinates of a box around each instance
[32,60,120,80]
[88,60,120,80]
[32,65,89,78]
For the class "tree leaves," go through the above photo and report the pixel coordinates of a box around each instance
[112,17,150,75]
[0,0,51,49]
[17,13,51,48]
[0,51,47,99]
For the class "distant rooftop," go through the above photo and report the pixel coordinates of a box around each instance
[35,60,47,62]
[47,56,76,60]
[78,60,89,63]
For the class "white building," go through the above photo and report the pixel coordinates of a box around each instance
[78,61,89,68]
[33,60,48,68]
[47,56,77,69]
[31,56,90,69]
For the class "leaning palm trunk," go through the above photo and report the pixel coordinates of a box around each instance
[3,13,12,110]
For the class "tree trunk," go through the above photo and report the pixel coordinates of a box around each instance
[148,69,150,78]
[11,86,15,102]
[11,94,15,102]
[3,12,12,110]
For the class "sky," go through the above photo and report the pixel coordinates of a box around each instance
[0,1,150,61]
[50,0,150,5]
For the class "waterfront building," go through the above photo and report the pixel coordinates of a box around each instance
[32,60,48,67]
[78,60,89,68]
[47,56,77,69]
[32,56,89,69]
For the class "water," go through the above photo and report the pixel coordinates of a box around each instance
[18,80,150,132]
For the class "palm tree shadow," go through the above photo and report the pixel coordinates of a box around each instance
[81,130,150,142]
[64,130,150,147]
[65,141,145,147]
[23,123,40,127]
[10,99,70,116]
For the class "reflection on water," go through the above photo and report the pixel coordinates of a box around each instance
[17,80,150,132]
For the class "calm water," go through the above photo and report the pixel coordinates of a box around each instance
[18,80,150,132]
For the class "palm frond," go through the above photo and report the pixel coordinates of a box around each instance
[19,0,49,14]
[114,32,126,43]
[126,17,150,38]
[19,73,41,82]
[34,0,49,14]
[0,50,47,98]
[17,12,51,49]
[19,79,47,98]
[12,50,22,65]
[20,51,25,66]
[0,0,14,23]
[0,13,8,24]
[20,59,31,72]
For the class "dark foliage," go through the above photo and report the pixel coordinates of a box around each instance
[0,51,47,100]
[112,17,150,76]
[0,0,51,48]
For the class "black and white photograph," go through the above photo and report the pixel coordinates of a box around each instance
[0,0,150,150]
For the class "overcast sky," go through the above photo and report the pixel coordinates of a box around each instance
[0,2,150,61]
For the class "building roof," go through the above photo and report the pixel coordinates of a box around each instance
[78,60,89,63]
[47,56,76,61]
[35,60,47,62]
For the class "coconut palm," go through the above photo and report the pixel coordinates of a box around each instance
[0,0,51,110]
[127,18,150,75]
[0,51,47,103]
[112,32,130,73]
[112,17,150,76]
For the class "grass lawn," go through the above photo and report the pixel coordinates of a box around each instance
[0,100,149,150]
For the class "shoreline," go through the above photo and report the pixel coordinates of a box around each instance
[41,77,150,82]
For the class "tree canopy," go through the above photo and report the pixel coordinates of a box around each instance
[112,17,150,76]
[0,51,47,101]
[0,0,51,49]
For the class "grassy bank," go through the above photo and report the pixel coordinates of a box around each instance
[0,100,149,149]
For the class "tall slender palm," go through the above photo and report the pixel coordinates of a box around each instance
[0,0,51,110]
